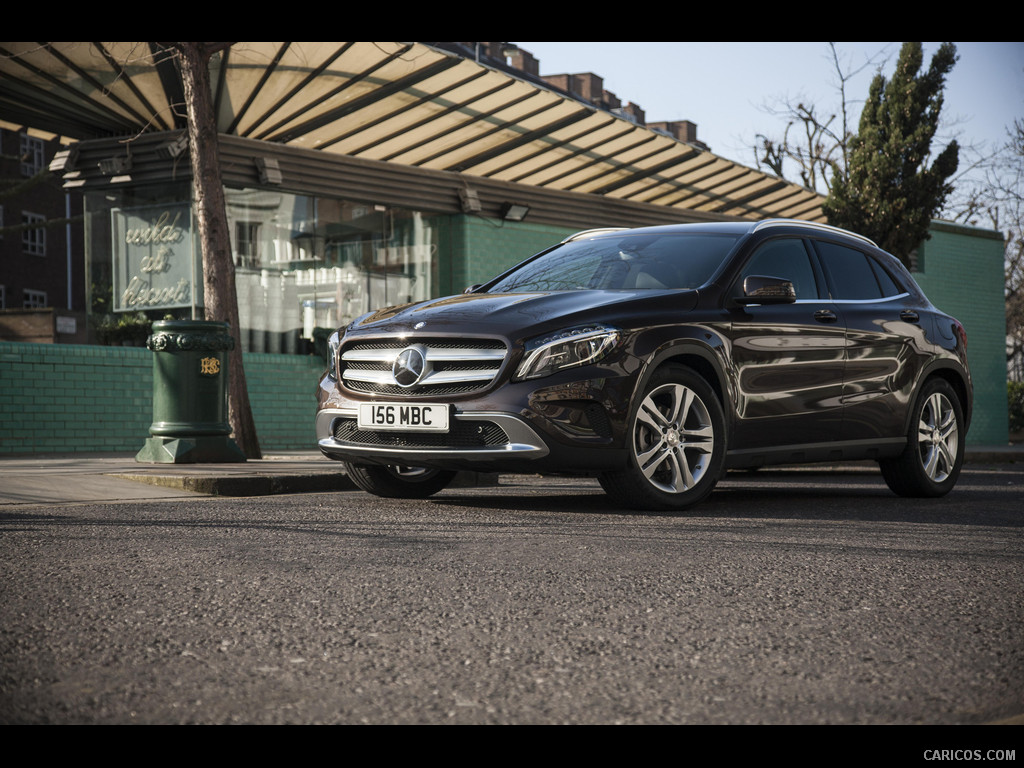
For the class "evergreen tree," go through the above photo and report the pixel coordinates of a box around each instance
[823,42,960,267]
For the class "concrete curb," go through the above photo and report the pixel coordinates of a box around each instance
[109,471,357,497]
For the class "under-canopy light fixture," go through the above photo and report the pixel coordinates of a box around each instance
[99,154,131,175]
[459,187,482,214]
[500,202,530,221]
[48,145,79,173]
[255,157,282,185]
[158,133,189,160]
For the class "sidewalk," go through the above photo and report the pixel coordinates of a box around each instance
[0,446,1020,508]
[0,451,354,507]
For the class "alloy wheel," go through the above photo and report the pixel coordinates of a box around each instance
[917,390,959,483]
[632,382,715,494]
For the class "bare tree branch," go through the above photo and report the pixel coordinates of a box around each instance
[752,43,891,193]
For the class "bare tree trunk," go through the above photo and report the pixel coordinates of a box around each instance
[173,42,262,459]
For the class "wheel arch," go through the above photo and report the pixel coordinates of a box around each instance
[632,339,732,425]
[910,361,973,435]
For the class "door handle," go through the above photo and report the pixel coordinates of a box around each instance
[814,309,838,323]
[900,310,920,323]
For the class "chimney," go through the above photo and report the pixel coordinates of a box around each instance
[648,120,707,150]
[508,49,539,77]
[543,73,606,105]
[620,102,646,125]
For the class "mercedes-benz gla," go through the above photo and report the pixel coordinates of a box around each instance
[316,219,972,510]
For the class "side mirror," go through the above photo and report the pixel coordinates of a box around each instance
[737,275,797,305]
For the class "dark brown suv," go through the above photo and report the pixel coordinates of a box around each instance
[316,219,972,510]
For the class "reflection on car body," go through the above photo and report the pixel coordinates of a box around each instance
[316,219,972,510]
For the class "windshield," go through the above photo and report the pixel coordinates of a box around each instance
[486,232,741,293]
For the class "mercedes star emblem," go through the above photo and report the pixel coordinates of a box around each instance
[393,345,427,387]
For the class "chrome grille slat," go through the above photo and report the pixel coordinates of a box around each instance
[341,347,505,363]
[344,368,497,385]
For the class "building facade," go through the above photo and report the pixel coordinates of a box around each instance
[65,129,735,356]
[0,127,86,342]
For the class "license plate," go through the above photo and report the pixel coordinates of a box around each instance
[357,402,450,432]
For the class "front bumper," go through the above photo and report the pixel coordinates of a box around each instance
[315,361,635,474]
[316,407,551,468]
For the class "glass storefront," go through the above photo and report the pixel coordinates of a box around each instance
[86,184,442,354]
[226,189,439,354]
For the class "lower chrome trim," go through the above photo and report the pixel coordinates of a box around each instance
[315,408,550,463]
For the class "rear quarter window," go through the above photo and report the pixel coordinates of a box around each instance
[815,241,903,300]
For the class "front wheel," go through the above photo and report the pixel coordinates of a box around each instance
[599,366,725,511]
[344,463,456,499]
[879,378,965,498]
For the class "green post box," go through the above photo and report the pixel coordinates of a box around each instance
[136,319,246,463]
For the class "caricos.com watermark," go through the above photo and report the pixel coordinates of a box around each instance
[923,751,1016,761]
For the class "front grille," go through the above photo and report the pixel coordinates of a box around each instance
[333,418,510,449]
[340,338,507,396]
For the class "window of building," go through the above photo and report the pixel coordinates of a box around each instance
[22,212,45,255]
[23,289,47,308]
[234,221,262,268]
[20,134,45,177]
[224,188,440,354]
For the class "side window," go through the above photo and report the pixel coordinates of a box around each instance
[869,258,902,297]
[816,241,897,300]
[740,238,819,299]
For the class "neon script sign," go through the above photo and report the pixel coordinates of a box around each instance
[112,204,197,312]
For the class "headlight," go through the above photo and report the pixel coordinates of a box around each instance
[515,325,620,381]
[327,331,341,379]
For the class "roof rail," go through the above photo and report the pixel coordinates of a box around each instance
[562,227,628,242]
[753,218,878,248]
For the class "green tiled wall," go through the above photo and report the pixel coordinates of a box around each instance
[444,216,578,293]
[914,222,1008,445]
[0,342,325,454]
[0,343,153,454]
[243,352,327,451]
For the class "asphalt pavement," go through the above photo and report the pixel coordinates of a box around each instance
[2,443,1022,726]
[0,443,1021,507]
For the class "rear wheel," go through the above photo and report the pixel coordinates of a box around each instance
[599,365,725,511]
[344,463,456,499]
[879,378,964,497]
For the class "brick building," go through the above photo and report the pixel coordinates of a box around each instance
[0,126,86,341]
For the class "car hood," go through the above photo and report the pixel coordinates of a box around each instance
[349,289,699,340]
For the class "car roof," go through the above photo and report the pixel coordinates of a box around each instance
[565,218,878,249]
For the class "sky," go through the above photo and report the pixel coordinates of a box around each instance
[515,42,1024,173]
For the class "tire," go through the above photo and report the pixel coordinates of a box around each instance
[599,365,725,511]
[879,377,965,498]
[344,463,457,499]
